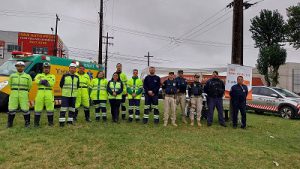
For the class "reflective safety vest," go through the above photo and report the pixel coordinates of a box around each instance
[127,77,143,99]
[60,73,79,97]
[119,72,127,95]
[90,78,108,100]
[76,72,90,89]
[8,72,32,92]
[107,81,123,100]
[35,73,56,90]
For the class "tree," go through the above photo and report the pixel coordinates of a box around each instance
[250,9,286,48]
[287,3,300,49]
[257,45,287,87]
[250,10,287,86]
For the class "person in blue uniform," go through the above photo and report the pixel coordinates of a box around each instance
[230,76,248,129]
[143,66,161,124]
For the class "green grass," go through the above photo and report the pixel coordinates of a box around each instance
[0,101,299,169]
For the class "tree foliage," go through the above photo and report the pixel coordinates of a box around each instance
[287,3,300,49]
[257,45,287,87]
[250,9,286,48]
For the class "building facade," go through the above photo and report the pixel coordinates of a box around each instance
[0,30,68,65]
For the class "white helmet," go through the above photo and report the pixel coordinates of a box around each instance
[69,63,77,67]
[15,61,25,66]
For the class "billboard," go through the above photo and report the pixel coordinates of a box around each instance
[225,64,253,100]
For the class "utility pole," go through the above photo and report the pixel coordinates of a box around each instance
[103,32,114,78]
[54,14,60,56]
[98,0,104,65]
[144,52,154,67]
[227,0,258,65]
[231,0,243,65]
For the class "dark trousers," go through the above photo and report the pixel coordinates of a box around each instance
[93,100,107,118]
[109,99,121,122]
[121,95,126,115]
[207,97,225,125]
[143,95,159,122]
[60,97,76,123]
[232,103,246,127]
[128,99,141,119]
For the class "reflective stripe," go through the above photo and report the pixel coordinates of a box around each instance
[136,107,140,110]
[67,117,73,122]
[152,105,158,109]
[93,104,100,108]
[100,103,106,107]
[95,113,100,117]
[135,115,140,119]
[102,113,107,116]
[144,105,150,109]
[129,114,134,118]
[84,107,89,111]
[69,107,76,112]
[35,112,41,115]
[9,111,16,115]
[61,107,68,111]
[23,111,30,115]
[122,111,126,115]
[47,112,54,116]
[143,114,149,118]
[154,115,159,119]
[128,106,134,110]
[59,118,66,122]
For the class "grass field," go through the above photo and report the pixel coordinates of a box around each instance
[0,101,299,169]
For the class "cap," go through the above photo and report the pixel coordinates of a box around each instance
[178,70,183,73]
[43,62,51,67]
[169,72,174,75]
[69,63,77,67]
[194,73,200,78]
[15,61,25,66]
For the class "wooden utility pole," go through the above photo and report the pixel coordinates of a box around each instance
[231,0,244,65]
[54,14,60,56]
[103,32,114,78]
[144,52,154,67]
[98,0,104,64]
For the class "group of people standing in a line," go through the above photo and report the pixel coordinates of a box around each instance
[6,61,248,129]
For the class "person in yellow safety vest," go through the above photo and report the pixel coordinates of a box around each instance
[33,62,56,127]
[59,63,79,127]
[107,72,123,123]
[74,64,91,122]
[127,69,143,122]
[90,70,108,122]
[7,61,32,128]
[115,63,128,120]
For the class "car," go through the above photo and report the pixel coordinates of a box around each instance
[246,86,300,119]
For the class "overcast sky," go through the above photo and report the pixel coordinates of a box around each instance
[0,0,299,77]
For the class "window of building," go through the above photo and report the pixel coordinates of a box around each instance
[7,44,20,52]
[33,47,48,55]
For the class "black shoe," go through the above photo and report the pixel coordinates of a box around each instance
[67,121,73,125]
[34,115,41,127]
[96,117,100,122]
[7,114,15,128]
[24,114,30,128]
[241,126,246,129]
[220,123,227,127]
[86,119,92,122]
[47,115,54,126]
[122,114,126,120]
[143,118,148,124]
[102,117,107,122]
[135,118,140,122]
[73,117,77,122]
[59,122,65,127]
[154,119,159,124]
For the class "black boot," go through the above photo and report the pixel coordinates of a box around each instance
[7,114,15,128]
[122,114,126,120]
[143,118,148,124]
[60,122,65,127]
[34,114,41,127]
[154,119,159,124]
[85,110,92,122]
[74,109,78,122]
[24,114,30,128]
[135,118,140,122]
[96,116,100,122]
[128,117,133,123]
[102,116,107,122]
[47,115,54,126]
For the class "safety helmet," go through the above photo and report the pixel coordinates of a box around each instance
[15,61,25,66]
